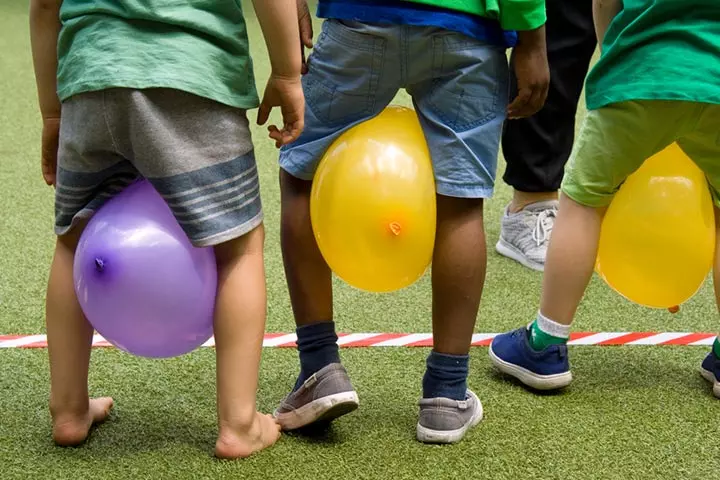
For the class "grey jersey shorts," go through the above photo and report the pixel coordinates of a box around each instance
[55,88,262,247]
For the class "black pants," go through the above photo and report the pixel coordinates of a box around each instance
[502,0,596,193]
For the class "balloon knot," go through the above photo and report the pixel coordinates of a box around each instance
[95,258,105,272]
[668,305,680,314]
[389,222,401,236]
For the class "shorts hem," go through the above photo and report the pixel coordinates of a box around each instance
[279,161,315,181]
[436,183,494,199]
[192,211,265,248]
[55,209,95,237]
[55,208,265,248]
[560,187,612,208]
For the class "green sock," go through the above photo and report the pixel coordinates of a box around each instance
[528,314,570,351]
[713,337,720,359]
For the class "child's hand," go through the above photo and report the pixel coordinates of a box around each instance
[41,116,60,186]
[508,27,550,119]
[257,74,305,148]
[297,0,313,74]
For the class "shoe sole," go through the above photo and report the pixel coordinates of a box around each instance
[274,391,359,431]
[700,367,720,398]
[416,391,484,445]
[495,239,544,272]
[489,344,572,391]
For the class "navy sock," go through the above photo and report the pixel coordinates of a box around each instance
[422,351,469,401]
[294,321,340,391]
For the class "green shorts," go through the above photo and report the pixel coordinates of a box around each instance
[561,100,720,207]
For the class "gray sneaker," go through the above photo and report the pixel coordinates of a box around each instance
[416,389,483,444]
[274,363,359,431]
[496,200,558,271]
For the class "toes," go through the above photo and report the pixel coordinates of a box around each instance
[89,397,114,423]
[264,414,281,432]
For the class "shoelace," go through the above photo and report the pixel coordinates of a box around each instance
[531,207,558,247]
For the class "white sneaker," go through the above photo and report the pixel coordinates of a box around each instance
[496,200,558,272]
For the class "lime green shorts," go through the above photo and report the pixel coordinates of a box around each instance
[561,100,720,207]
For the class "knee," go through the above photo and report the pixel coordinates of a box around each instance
[213,224,265,267]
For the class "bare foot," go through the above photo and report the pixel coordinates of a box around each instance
[215,412,281,459]
[52,397,114,446]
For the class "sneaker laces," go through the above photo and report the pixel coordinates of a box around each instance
[531,207,558,247]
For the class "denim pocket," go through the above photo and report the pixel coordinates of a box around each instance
[304,19,387,127]
[426,32,509,132]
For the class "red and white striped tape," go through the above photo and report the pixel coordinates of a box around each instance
[0,332,717,349]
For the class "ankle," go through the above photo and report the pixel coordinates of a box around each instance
[528,312,570,350]
[509,191,558,213]
[295,321,340,390]
[422,351,469,400]
[50,397,90,419]
[219,409,260,433]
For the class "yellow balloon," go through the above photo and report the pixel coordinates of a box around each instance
[310,106,436,293]
[596,143,715,308]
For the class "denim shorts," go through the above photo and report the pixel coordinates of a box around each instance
[279,19,510,198]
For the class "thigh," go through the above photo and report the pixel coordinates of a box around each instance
[279,20,400,180]
[108,88,262,248]
[561,101,694,207]
[677,104,720,206]
[55,92,138,237]
[409,32,509,198]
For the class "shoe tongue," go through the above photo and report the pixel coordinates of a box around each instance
[523,200,558,212]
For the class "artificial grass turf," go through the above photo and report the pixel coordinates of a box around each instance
[1,347,719,479]
[2,0,720,478]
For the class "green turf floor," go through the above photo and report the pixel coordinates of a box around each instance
[1,1,719,478]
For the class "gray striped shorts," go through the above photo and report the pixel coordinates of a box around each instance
[55,88,262,247]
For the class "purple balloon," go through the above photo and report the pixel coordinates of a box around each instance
[74,180,217,358]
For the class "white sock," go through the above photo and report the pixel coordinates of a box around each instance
[535,311,571,339]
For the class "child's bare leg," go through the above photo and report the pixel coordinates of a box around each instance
[430,196,486,357]
[538,194,604,325]
[488,193,603,390]
[213,224,280,459]
[711,207,720,364]
[47,228,113,446]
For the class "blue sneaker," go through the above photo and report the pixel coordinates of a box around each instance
[700,352,720,399]
[489,327,572,390]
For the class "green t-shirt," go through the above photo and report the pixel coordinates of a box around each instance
[57,0,258,109]
[405,0,546,30]
[586,0,720,110]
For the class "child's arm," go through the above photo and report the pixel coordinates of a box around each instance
[252,0,305,148]
[508,26,550,119]
[593,0,622,47]
[297,0,314,74]
[29,0,62,186]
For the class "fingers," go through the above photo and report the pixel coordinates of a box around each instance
[267,125,283,148]
[41,122,60,187]
[300,22,314,49]
[507,82,548,119]
[298,2,313,75]
[257,101,271,126]
[284,117,304,145]
[41,160,56,186]
[301,48,308,75]
[267,119,304,148]
[507,87,533,119]
[298,1,314,48]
